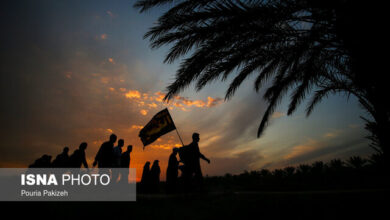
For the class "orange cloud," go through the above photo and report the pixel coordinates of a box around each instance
[64,72,72,79]
[100,77,110,84]
[272,112,285,119]
[207,97,223,107]
[148,103,158,108]
[108,58,115,64]
[181,98,206,107]
[173,102,184,108]
[131,125,143,130]
[119,89,222,112]
[154,92,222,109]
[154,92,165,102]
[140,109,148,115]
[125,90,141,99]
[283,140,318,160]
[323,130,341,139]
[150,143,182,150]
[91,73,101,77]
[100,33,107,40]
[324,132,336,138]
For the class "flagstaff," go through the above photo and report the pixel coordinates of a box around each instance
[175,129,184,147]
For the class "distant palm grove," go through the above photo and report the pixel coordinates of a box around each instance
[204,155,388,191]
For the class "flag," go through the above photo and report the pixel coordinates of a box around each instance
[139,108,176,148]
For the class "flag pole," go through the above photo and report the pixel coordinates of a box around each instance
[168,107,184,147]
[175,128,185,147]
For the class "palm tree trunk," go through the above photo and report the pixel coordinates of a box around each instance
[336,2,390,169]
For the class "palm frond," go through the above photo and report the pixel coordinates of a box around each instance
[135,0,384,143]
[134,0,176,12]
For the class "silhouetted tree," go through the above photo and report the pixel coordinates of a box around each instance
[328,159,344,170]
[311,161,325,174]
[135,0,389,166]
[368,153,385,171]
[347,156,367,169]
[273,169,285,179]
[297,164,311,175]
[204,155,388,191]
[260,169,271,178]
[284,166,295,177]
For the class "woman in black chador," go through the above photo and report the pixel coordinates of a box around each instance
[150,160,161,193]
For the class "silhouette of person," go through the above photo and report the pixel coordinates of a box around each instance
[141,161,151,193]
[182,133,210,190]
[150,160,161,193]
[52,146,70,168]
[29,154,52,168]
[69,142,89,169]
[112,139,124,182]
[120,145,132,184]
[166,148,179,193]
[93,134,117,168]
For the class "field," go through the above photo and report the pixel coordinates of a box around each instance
[4,189,388,220]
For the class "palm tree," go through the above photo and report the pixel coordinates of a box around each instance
[134,0,389,164]
[259,168,271,178]
[284,166,295,177]
[328,159,344,171]
[347,156,367,169]
[297,164,311,175]
[311,161,325,175]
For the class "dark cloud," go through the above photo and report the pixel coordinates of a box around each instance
[204,150,264,176]
[0,0,151,166]
[192,91,268,155]
[276,136,372,167]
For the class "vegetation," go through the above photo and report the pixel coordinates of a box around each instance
[204,155,389,192]
[134,0,389,166]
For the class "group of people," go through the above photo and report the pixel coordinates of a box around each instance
[140,160,161,193]
[92,134,133,183]
[29,132,210,192]
[29,142,90,169]
[29,134,133,183]
[140,132,211,193]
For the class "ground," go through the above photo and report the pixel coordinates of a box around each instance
[4,189,389,220]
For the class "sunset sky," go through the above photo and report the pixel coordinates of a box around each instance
[0,0,374,181]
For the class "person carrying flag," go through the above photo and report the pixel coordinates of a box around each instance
[181,133,210,190]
